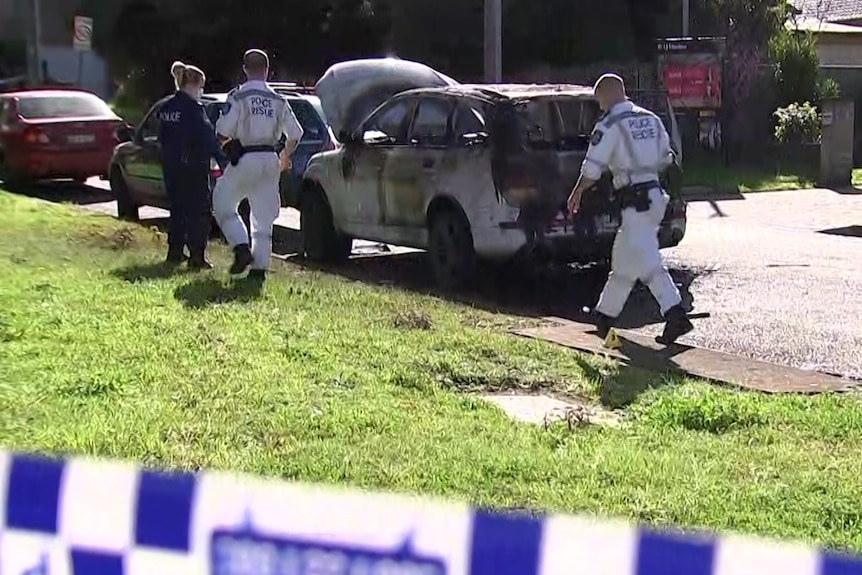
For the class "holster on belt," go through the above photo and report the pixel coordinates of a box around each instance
[223,140,245,166]
[223,140,276,166]
[618,180,659,213]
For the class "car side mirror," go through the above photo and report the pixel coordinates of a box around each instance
[362,130,393,146]
[115,125,134,143]
[458,131,489,147]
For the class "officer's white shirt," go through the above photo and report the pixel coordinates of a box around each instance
[580,100,673,190]
[215,80,304,146]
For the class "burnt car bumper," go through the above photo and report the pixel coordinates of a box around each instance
[489,215,686,264]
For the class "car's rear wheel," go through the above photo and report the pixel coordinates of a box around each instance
[109,166,140,221]
[428,208,475,290]
[300,185,352,263]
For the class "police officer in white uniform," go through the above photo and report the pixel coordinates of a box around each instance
[567,73,693,345]
[213,49,304,280]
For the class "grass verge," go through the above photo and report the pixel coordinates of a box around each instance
[683,158,816,193]
[1,190,862,552]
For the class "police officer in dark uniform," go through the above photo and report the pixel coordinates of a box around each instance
[158,61,226,269]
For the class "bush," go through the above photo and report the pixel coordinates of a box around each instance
[769,30,821,107]
[817,76,842,100]
[773,101,821,144]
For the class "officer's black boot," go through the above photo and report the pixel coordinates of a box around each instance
[229,244,253,275]
[188,251,213,271]
[165,246,186,266]
[655,304,694,346]
[247,269,266,282]
[582,306,614,339]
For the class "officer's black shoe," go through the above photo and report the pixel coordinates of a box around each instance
[188,255,213,271]
[229,244,253,275]
[655,304,694,346]
[247,269,266,282]
[165,250,187,266]
[582,306,614,339]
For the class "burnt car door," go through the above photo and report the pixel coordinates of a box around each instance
[346,96,415,232]
[445,99,494,214]
[380,96,454,236]
[124,100,166,204]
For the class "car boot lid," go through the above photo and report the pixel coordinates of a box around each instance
[314,58,459,141]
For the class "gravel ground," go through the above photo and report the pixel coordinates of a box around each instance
[651,189,862,380]
[30,180,862,381]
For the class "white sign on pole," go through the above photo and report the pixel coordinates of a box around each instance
[73,16,93,51]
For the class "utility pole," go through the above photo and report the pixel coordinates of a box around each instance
[483,0,501,83]
[682,0,690,37]
[25,0,43,84]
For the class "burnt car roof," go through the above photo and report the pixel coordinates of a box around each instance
[398,83,595,102]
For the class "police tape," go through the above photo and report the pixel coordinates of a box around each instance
[1,450,860,575]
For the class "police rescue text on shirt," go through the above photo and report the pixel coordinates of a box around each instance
[250,96,274,118]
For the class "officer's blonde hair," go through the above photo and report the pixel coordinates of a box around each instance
[170,61,206,91]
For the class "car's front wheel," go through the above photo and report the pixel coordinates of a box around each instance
[300,184,352,263]
[428,208,476,290]
[109,166,140,221]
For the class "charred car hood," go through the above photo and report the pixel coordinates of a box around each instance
[315,58,459,139]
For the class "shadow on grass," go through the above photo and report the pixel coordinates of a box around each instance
[2,179,114,205]
[111,260,190,283]
[296,252,713,332]
[173,276,264,309]
[572,326,689,409]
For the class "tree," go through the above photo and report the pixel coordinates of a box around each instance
[769,29,821,108]
[706,0,788,150]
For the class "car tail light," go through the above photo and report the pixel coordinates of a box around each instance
[23,126,49,145]
[210,159,222,178]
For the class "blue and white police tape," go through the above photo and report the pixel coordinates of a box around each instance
[1,449,860,575]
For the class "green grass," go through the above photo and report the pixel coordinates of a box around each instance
[852,168,862,186]
[683,157,816,193]
[2,190,862,551]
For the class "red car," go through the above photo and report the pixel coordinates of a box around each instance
[0,88,125,185]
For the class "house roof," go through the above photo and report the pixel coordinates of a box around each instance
[790,16,862,33]
[792,0,862,23]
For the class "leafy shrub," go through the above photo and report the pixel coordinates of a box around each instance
[817,76,841,100]
[774,101,821,144]
[769,30,821,107]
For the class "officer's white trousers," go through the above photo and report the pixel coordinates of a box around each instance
[595,186,681,318]
[213,152,281,270]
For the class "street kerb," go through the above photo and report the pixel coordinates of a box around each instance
[514,319,857,394]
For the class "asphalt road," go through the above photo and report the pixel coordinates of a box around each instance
[659,188,862,380]
[23,179,862,381]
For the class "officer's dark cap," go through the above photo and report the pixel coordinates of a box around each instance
[243,49,269,70]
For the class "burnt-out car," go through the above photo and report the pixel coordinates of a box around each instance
[300,59,686,289]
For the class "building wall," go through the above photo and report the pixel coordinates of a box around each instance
[817,33,862,67]
[0,0,111,98]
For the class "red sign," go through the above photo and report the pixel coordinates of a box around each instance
[662,63,721,108]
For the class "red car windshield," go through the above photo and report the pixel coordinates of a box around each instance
[16,94,113,119]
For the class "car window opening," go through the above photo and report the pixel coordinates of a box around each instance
[516,97,601,152]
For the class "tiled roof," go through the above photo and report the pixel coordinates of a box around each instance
[792,0,862,23]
